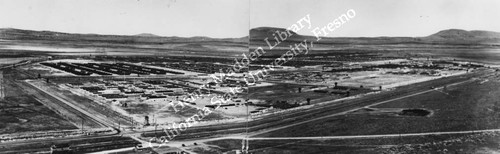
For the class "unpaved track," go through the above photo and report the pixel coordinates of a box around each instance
[230,128,500,140]
[0,71,4,100]
[25,80,115,129]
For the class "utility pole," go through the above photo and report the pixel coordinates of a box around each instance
[242,94,254,153]
[81,117,84,133]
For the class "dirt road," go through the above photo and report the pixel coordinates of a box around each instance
[0,71,4,100]
[25,80,115,128]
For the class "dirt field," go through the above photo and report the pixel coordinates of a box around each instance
[107,94,247,126]
[0,57,31,67]
[114,98,203,125]
[22,63,75,76]
[203,131,500,153]
[0,70,77,134]
[28,79,132,127]
[0,136,140,153]
[334,69,465,89]
[255,70,500,138]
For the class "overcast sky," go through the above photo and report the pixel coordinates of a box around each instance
[251,0,500,37]
[0,0,249,38]
[1,0,499,38]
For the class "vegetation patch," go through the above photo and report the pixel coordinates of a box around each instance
[398,108,432,117]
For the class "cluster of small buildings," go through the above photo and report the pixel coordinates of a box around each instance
[381,60,477,70]
[68,80,192,103]
[383,60,480,76]
[269,71,349,83]
[264,60,483,84]
[322,63,376,72]
[386,69,441,76]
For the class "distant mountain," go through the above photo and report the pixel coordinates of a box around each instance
[250,27,500,47]
[424,29,500,44]
[0,28,248,57]
[250,27,417,47]
[134,33,160,37]
[248,27,500,57]
[428,29,500,39]
[226,36,249,43]
[250,27,300,40]
[250,27,317,49]
[0,28,248,44]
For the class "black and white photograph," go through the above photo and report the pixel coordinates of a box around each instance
[1,0,500,153]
